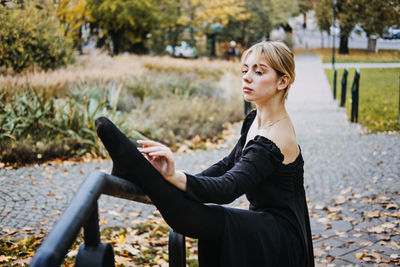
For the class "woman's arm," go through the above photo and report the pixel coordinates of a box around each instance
[195,139,241,177]
[137,138,241,190]
[185,137,283,204]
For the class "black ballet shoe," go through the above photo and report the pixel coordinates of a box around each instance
[95,116,145,181]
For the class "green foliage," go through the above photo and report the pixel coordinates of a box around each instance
[315,0,332,34]
[357,0,400,37]
[314,0,400,54]
[55,0,91,52]
[222,0,298,47]
[297,0,314,15]
[325,68,400,133]
[0,1,75,73]
[0,86,137,164]
[86,0,164,54]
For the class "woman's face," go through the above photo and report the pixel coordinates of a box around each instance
[241,52,280,104]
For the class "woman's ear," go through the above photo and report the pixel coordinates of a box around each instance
[277,76,289,91]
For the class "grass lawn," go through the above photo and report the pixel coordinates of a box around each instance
[296,48,400,63]
[325,68,400,133]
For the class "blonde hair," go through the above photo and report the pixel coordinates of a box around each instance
[241,41,295,100]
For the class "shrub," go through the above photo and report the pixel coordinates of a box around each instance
[0,1,75,73]
[0,86,145,165]
[130,96,243,148]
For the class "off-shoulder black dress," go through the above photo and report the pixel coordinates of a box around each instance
[184,110,314,267]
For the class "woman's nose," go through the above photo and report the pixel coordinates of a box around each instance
[242,72,252,83]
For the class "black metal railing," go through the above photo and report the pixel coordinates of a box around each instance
[340,68,349,107]
[30,171,186,267]
[350,69,360,123]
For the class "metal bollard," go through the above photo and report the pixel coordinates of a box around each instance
[350,69,360,123]
[75,202,115,267]
[333,68,337,99]
[168,229,186,267]
[340,68,348,107]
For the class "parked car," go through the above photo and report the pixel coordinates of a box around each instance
[166,41,198,58]
[383,26,400,39]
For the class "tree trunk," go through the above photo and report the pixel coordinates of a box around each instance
[111,32,121,55]
[207,33,216,58]
[367,36,377,52]
[320,31,324,48]
[339,35,349,54]
[303,13,307,29]
[17,0,24,8]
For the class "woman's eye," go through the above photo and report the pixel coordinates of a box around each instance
[242,70,248,74]
[256,71,263,75]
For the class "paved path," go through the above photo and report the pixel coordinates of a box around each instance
[322,62,400,69]
[1,54,399,266]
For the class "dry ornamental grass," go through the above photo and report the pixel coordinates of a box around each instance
[0,54,243,166]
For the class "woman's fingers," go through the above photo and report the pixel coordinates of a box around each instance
[138,146,168,154]
[137,140,166,148]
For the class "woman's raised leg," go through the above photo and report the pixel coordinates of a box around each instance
[95,117,225,240]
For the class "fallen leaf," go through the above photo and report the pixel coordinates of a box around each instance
[108,210,122,217]
[366,225,385,234]
[371,251,381,260]
[2,228,17,236]
[114,255,132,266]
[12,257,31,266]
[386,203,398,210]
[364,211,380,218]
[0,255,15,262]
[326,255,335,262]
[355,252,363,259]
[66,249,78,258]
[359,241,373,247]
[314,247,325,257]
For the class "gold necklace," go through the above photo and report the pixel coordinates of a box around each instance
[262,115,289,129]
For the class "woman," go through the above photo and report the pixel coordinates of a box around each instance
[95,41,314,266]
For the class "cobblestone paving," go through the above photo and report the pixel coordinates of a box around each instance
[1,54,399,266]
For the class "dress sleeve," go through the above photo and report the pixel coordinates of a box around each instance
[195,140,240,177]
[185,136,284,204]
[195,110,256,177]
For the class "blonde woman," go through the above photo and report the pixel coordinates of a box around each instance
[95,41,314,266]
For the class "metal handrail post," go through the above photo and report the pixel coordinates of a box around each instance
[351,69,360,123]
[30,171,107,267]
[168,230,186,267]
[84,202,100,247]
[340,68,348,107]
[31,171,187,267]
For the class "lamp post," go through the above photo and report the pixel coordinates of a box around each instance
[332,0,337,99]
[332,0,337,67]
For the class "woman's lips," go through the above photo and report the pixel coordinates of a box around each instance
[243,87,253,93]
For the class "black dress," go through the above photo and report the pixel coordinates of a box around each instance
[185,110,315,267]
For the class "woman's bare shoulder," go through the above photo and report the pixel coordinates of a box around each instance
[259,126,299,164]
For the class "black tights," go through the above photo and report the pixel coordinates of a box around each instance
[95,117,225,240]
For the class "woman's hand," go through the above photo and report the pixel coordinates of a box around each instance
[137,140,187,191]
[137,140,175,180]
